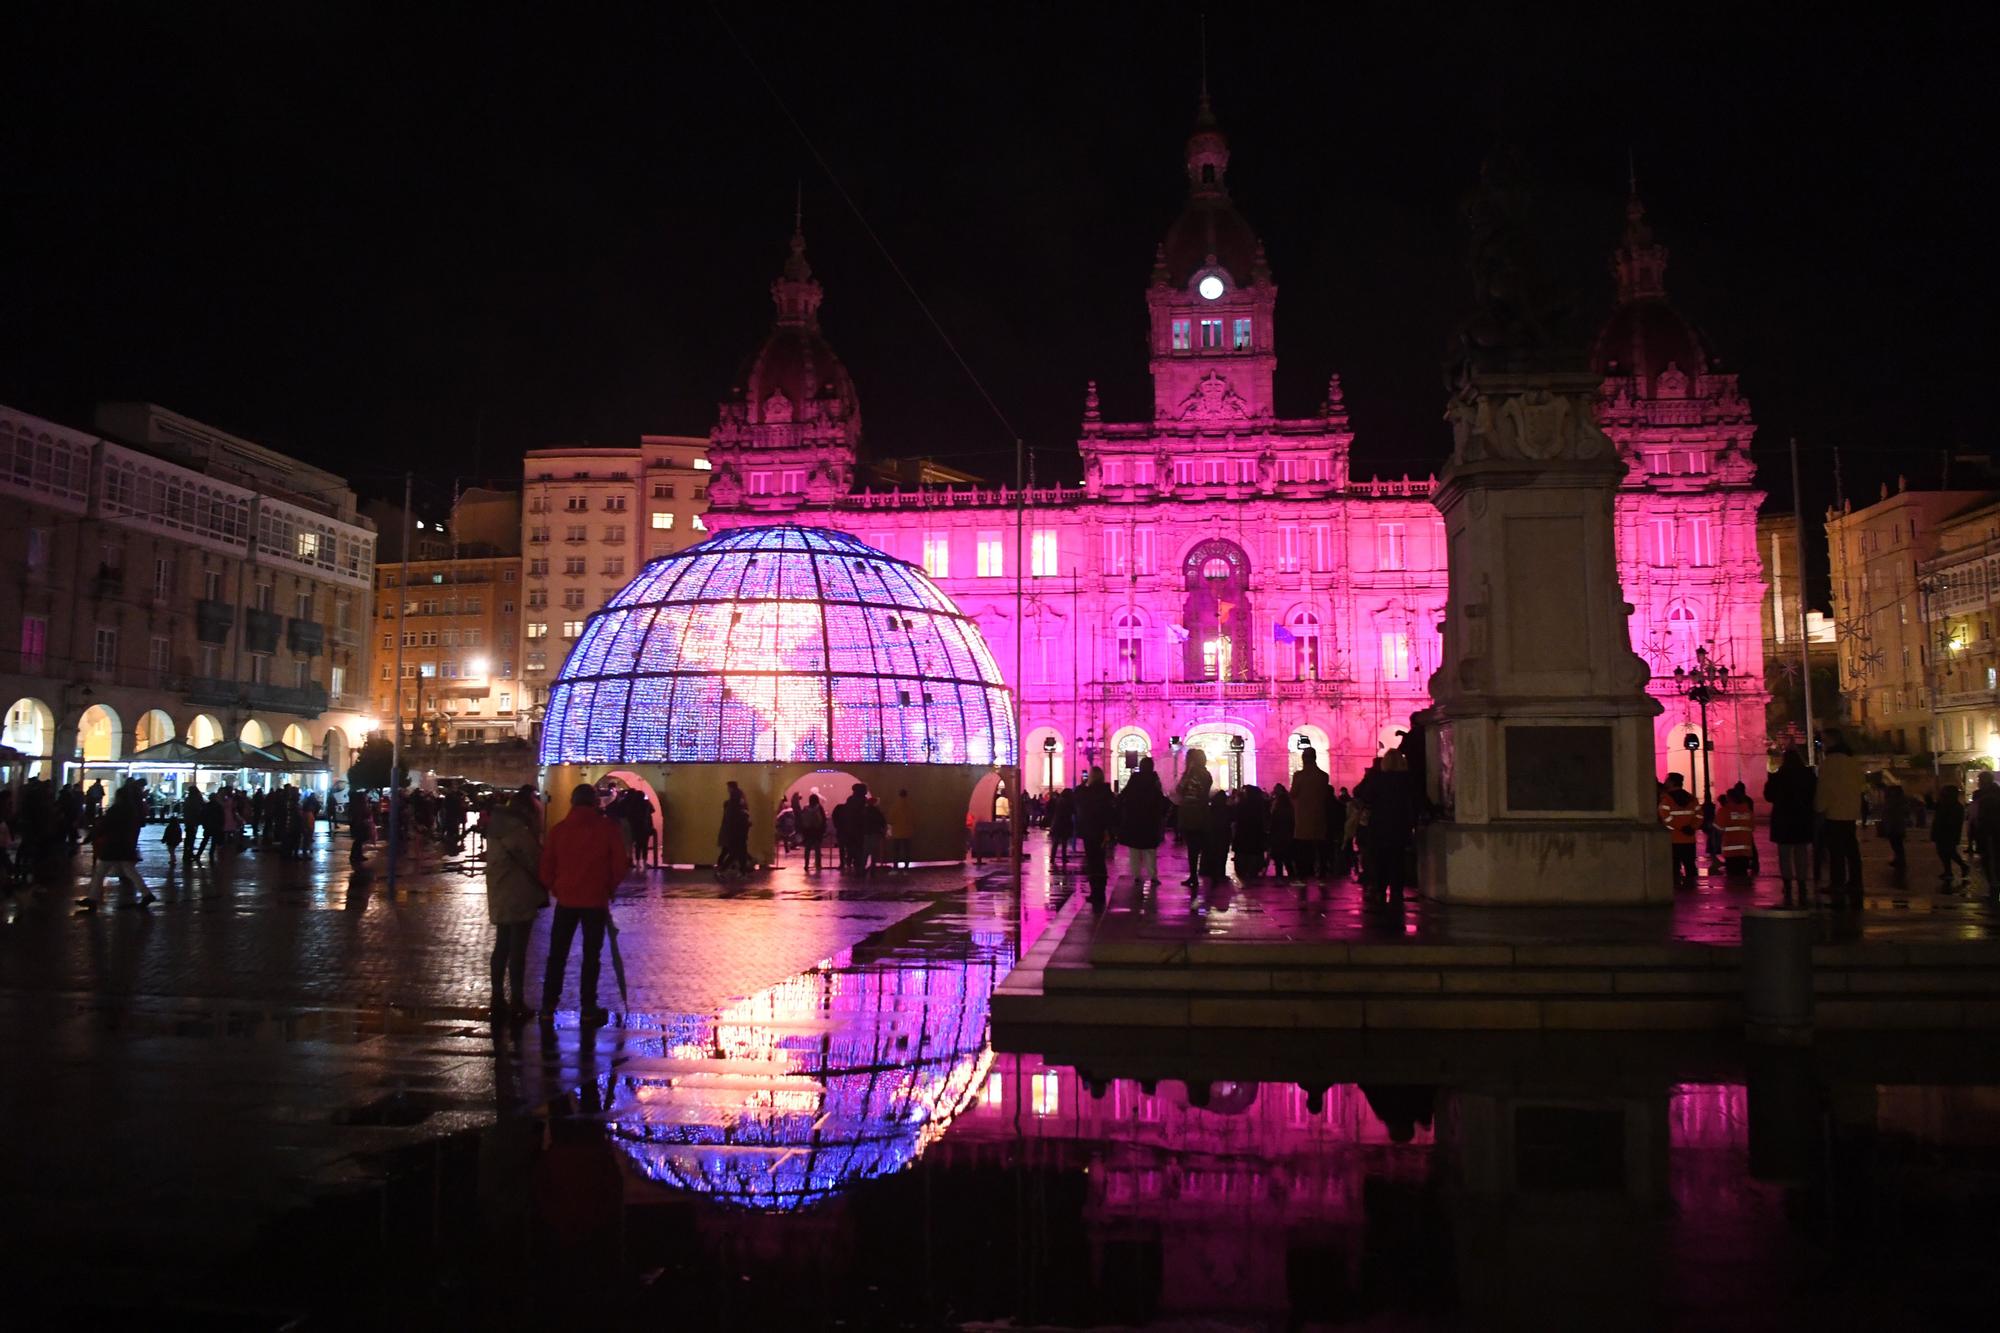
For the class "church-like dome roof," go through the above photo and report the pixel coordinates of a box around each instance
[1158,96,1263,288]
[539,524,1016,768]
[731,226,862,432]
[1591,298,1710,394]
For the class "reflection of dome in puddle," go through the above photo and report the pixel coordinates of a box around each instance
[607,931,1011,1210]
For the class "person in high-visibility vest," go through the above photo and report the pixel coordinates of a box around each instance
[1659,773,1701,889]
[1718,781,1757,879]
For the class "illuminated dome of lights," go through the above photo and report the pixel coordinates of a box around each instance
[539,524,1017,767]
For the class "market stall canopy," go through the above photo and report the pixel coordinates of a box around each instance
[124,738,205,767]
[265,741,328,772]
[190,739,290,771]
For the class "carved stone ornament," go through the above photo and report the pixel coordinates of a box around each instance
[761,390,794,423]
[1446,382,1612,466]
[1178,372,1250,421]
[1655,361,1689,400]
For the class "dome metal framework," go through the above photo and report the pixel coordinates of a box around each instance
[539,524,1017,769]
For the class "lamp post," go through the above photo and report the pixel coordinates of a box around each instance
[1229,733,1246,790]
[1042,733,1057,794]
[1169,733,1183,786]
[1673,643,1730,825]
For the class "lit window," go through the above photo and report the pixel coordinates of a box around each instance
[922,534,951,579]
[1133,526,1156,574]
[691,458,712,470]
[1031,529,1059,577]
[750,472,770,495]
[1276,525,1300,573]
[1171,318,1191,350]
[1379,522,1406,571]
[1103,526,1128,576]
[1290,613,1320,678]
[781,470,804,493]
[562,620,583,638]
[526,622,548,639]
[1687,516,1715,567]
[691,515,707,531]
[93,626,118,671]
[1232,317,1252,350]
[1380,631,1412,680]
[1030,1071,1060,1117]
[1199,318,1223,349]
[977,532,1004,577]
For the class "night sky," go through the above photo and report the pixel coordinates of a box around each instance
[4,2,1989,518]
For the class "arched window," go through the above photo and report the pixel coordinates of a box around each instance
[1115,612,1145,681]
[1182,538,1252,682]
[1666,601,1701,668]
[1288,611,1321,680]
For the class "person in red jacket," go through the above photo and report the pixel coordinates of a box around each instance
[539,785,630,1024]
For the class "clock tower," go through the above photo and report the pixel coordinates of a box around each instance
[1146,92,1277,423]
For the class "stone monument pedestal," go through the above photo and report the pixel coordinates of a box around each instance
[1422,369,1671,905]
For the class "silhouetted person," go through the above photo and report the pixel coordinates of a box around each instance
[485,787,546,1019]
[1290,747,1332,881]
[1763,748,1817,906]
[1075,766,1116,908]
[539,785,629,1024]
[1932,783,1969,891]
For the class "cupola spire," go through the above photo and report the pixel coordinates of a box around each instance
[771,194,823,327]
[1613,163,1669,303]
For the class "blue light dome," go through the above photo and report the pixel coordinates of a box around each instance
[539,524,1017,768]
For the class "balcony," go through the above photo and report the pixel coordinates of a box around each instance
[194,599,235,645]
[182,677,330,717]
[286,619,325,657]
[243,609,282,655]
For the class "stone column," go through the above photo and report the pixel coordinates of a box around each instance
[1420,369,1671,904]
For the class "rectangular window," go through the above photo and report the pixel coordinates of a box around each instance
[1134,526,1157,575]
[1031,529,1060,576]
[1309,523,1333,573]
[1171,318,1191,350]
[530,526,549,543]
[1232,317,1252,350]
[203,645,221,677]
[1380,631,1412,680]
[564,558,586,576]
[1278,458,1298,482]
[563,589,584,609]
[498,690,512,711]
[565,495,587,512]
[330,665,346,697]
[296,591,313,619]
[93,626,118,671]
[1199,318,1223,349]
[921,534,951,579]
[1647,517,1675,567]
[253,583,273,611]
[566,525,587,542]
[526,622,548,639]
[1685,451,1709,475]
[1379,522,1406,571]
[1132,459,1155,488]
[294,659,310,688]
[26,528,49,572]
[1174,459,1197,486]
[604,495,627,511]
[248,654,267,685]
[561,620,583,638]
[652,482,675,500]
[21,615,47,673]
[527,589,547,608]
[749,472,770,495]
[781,470,804,494]
[1276,525,1300,573]
[1202,458,1226,484]
[149,635,170,676]
[1102,459,1124,486]
[602,525,625,543]
[153,557,174,600]
[528,558,549,577]
[1687,516,1716,567]
[977,532,1004,577]
[500,599,514,614]
[1103,526,1128,576]
[203,569,223,599]
[603,558,625,577]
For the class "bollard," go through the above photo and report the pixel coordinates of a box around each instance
[1742,907,1814,1043]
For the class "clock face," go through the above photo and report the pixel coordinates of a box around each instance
[1197,274,1225,301]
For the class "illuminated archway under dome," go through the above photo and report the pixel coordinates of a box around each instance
[538,524,1019,865]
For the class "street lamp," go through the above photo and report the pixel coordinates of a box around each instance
[1672,643,1730,811]
[1042,733,1057,793]
[1229,733,1246,789]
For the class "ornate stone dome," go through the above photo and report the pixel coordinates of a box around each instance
[1157,96,1265,288]
[731,226,862,433]
[1591,298,1710,396]
[538,524,1016,768]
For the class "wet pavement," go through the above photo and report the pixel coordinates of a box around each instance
[3,825,1998,1328]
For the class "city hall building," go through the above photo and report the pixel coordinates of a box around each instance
[695,98,1769,799]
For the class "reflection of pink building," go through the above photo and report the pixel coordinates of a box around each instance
[703,96,1764,796]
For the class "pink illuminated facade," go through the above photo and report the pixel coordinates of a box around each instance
[704,101,1765,797]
